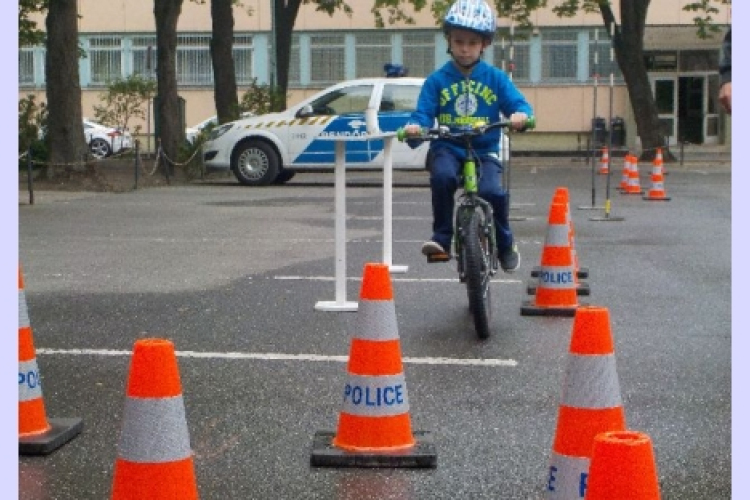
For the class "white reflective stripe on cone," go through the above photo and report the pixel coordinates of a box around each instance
[547,451,590,499]
[353,300,399,341]
[544,224,569,247]
[561,355,622,409]
[19,290,30,328]
[117,396,192,463]
[341,373,410,417]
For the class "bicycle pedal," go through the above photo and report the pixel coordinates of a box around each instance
[426,252,452,263]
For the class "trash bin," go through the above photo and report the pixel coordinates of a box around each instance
[610,117,626,147]
[591,117,607,147]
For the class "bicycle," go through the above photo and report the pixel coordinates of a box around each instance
[396,117,536,339]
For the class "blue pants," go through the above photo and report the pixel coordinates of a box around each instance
[428,147,513,252]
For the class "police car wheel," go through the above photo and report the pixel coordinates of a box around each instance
[232,140,280,186]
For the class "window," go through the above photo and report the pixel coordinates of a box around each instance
[132,36,157,78]
[492,32,531,82]
[644,51,677,71]
[310,34,345,85]
[541,30,577,81]
[89,36,123,86]
[308,85,373,115]
[19,48,35,86]
[589,29,622,80]
[233,35,253,85]
[402,32,435,78]
[285,34,301,87]
[381,84,421,112]
[177,35,212,86]
[356,33,392,78]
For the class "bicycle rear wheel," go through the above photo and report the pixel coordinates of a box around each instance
[463,209,492,339]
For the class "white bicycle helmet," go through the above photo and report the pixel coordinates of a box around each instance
[443,0,497,40]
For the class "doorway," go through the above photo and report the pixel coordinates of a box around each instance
[678,76,705,144]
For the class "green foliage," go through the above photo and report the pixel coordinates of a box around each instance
[19,0,47,47]
[307,0,353,16]
[18,94,48,166]
[239,77,289,115]
[372,0,427,27]
[93,74,157,135]
[684,0,731,39]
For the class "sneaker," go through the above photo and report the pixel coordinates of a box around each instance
[499,244,520,273]
[421,240,448,256]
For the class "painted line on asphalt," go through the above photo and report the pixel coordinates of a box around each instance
[36,348,517,367]
[271,276,523,284]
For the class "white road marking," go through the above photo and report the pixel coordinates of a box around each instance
[272,276,522,284]
[36,348,517,367]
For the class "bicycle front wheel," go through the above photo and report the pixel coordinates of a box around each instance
[463,209,492,339]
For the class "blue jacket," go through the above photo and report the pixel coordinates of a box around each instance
[407,60,533,158]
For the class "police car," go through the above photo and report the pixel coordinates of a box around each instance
[201,77,431,186]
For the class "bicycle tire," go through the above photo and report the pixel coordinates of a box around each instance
[463,209,492,339]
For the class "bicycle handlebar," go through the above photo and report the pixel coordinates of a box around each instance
[396,116,536,142]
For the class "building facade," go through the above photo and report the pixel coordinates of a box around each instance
[19,0,731,152]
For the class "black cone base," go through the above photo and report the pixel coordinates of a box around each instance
[310,430,437,468]
[20,417,83,455]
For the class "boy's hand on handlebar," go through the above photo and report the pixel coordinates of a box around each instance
[403,124,423,137]
[509,112,529,131]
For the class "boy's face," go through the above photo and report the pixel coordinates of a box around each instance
[447,28,490,68]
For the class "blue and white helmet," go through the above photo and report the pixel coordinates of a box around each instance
[443,0,497,40]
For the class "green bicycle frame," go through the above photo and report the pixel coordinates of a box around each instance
[463,157,478,194]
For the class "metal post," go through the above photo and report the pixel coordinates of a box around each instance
[579,28,603,210]
[590,21,624,222]
[26,147,34,205]
[134,140,140,190]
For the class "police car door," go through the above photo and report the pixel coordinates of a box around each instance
[289,84,377,168]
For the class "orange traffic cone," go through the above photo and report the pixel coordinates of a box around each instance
[521,202,583,317]
[528,190,589,296]
[643,151,671,201]
[111,338,199,500]
[311,263,436,468]
[596,146,609,174]
[585,431,661,499]
[655,147,668,176]
[531,188,588,280]
[546,306,626,499]
[625,156,644,195]
[618,154,632,192]
[19,267,83,455]
[596,147,609,175]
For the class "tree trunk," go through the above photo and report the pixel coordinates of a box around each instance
[601,1,669,161]
[274,0,302,111]
[154,0,185,174]
[211,0,239,124]
[45,0,87,178]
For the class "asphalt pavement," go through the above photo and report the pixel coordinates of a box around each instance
[18,157,731,499]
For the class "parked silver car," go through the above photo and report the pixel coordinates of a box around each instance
[83,119,133,159]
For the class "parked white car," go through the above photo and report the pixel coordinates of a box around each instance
[83,119,133,159]
[201,78,430,186]
[186,112,254,145]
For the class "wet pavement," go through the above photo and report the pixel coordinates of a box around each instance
[19,157,731,499]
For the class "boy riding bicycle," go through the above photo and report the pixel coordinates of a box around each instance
[403,0,533,272]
